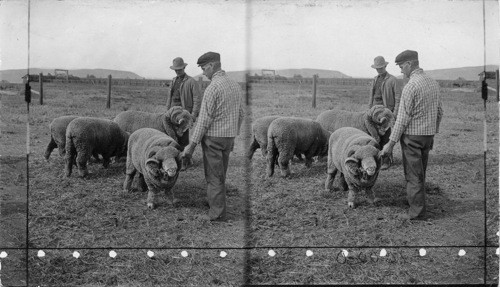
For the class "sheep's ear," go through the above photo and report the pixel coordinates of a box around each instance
[146,158,161,177]
[345,157,360,175]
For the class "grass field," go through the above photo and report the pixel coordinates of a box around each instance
[0,79,498,285]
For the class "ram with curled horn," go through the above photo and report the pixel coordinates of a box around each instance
[113,106,193,149]
[325,127,388,208]
[123,128,183,209]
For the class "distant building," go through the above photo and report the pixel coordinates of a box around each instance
[478,71,497,80]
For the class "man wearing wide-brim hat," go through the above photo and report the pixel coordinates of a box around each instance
[369,55,401,113]
[166,57,202,150]
[380,50,443,221]
[369,55,401,169]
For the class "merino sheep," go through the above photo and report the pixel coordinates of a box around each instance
[248,115,305,162]
[267,117,330,178]
[315,105,395,146]
[44,116,79,160]
[325,127,384,208]
[123,128,182,209]
[65,117,129,178]
[113,106,193,148]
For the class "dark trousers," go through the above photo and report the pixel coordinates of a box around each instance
[400,134,434,218]
[201,136,235,220]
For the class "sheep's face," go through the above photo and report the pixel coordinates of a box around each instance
[146,147,180,181]
[168,107,194,137]
[370,105,395,136]
[345,145,381,184]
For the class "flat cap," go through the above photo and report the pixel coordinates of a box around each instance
[395,50,418,65]
[197,52,220,66]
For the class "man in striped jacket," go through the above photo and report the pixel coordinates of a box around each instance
[380,50,443,221]
[181,51,245,222]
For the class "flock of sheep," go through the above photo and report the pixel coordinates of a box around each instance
[44,104,394,209]
[249,105,395,208]
[44,106,193,209]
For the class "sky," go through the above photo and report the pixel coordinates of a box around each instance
[0,0,499,79]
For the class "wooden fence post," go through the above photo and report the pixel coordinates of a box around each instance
[39,73,43,105]
[312,74,317,108]
[107,75,112,109]
[496,69,499,102]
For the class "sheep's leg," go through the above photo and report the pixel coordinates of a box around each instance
[248,138,260,160]
[278,151,292,178]
[137,173,148,192]
[339,173,348,191]
[64,139,76,177]
[123,169,136,192]
[44,137,58,161]
[146,184,160,209]
[266,143,278,177]
[76,147,90,178]
[325,167,337,191]
[101,154,111,168]
[347,183,356,208]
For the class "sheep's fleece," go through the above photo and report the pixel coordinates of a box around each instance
[325,127,383,208]
[123,128,182,209]
[248,115,281,159]
[266,117,330,178]
[65,117,129,178]
[113,106,193,147]
[45,115,79,160]
[315,105,394,144]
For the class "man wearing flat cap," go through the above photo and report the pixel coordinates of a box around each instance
[380,50,443,221]
[166,57,202,151]
[369,55,401,168]
[181,51,245,221]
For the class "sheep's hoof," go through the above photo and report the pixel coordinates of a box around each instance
[147,202,155,209]
[348,202,355,208]
[373,197,381,204]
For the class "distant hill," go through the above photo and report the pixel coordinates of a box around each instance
[0,68,143,83]
[400,65,499,81]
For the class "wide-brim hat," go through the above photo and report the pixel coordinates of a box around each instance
[170,57,188,70]
[371,56,388,69]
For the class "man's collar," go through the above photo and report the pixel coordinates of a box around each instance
[212,70,225,78]
[410,68,423,77]
[378,71,388,78]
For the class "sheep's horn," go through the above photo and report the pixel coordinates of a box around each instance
[178,118,184,125]
[146,158,159,166]
[380,117,386,124]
